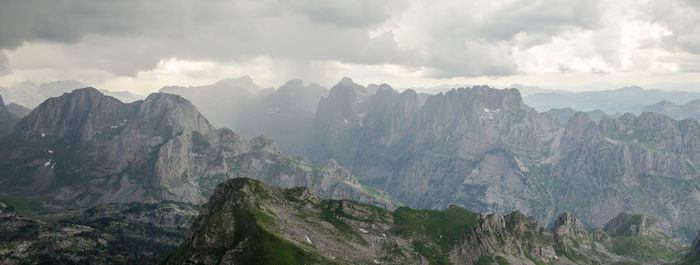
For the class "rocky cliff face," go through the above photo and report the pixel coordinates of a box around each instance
[0,201,198,265]
[306,80,700,242]
[0,88,399,212]
[309,79,562,222]
[552,112,700,241]
[162,178,682,265]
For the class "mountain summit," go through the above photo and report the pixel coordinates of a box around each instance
[0,88,399,211]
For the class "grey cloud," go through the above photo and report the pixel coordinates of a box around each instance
[0,0,693,80]
[649,0,700,71]
[477,0,603,41]
[0,51,10,75]
[0,0,407,76]
[651,0,700,53]
[390,0,605,78]
[421,41,519,78]
[284,0,410,27]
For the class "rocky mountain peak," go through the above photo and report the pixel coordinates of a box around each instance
[333,77,376,98]
[604,211,659,237]
[562,111,600,142]
[553,212,586,239]
[635,111,676,126]
[618,112,637,123]
[10,87,136,141]
[431,85,526,113]
[651,100,675,108]
[504,210,540,232]
[215,75,260,93]
[0,86,402,213]
[0,94,5,109]
[372,84,399,97]
[377,83,393,92]
[66,86,103,97]
[567,111,596,127]
[339,76,355,86]
[644,99,700,121]
[330,78,361,98]
[281,78,304,89]
[212,178,261,199]
[618,85,644,92]
[135,92,213,137]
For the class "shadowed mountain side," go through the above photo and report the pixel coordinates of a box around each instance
[0,88,400,214]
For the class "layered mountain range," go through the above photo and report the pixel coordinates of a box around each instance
[162,178,686,265]
[644,100,700,121]
[302,79,700,243]
[0,88,399,214]
[545,107,607,124]
[523,86,700,114]
[160,76,329,152]
[0,80,142,108]
[0,79,698,264]
[147,77,700,243]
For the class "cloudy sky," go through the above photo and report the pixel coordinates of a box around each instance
[1,0,700,95]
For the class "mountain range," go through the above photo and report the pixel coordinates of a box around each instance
[299,79,700,243]
[161,178,687,265]
[128,77,700,243]
[523,86,700,114]
[160,76,329,152]
[0,88,399,214]
[0,80,142,108]
[644,100,700,121]
[0,79,699,264]
[545,108,608,124]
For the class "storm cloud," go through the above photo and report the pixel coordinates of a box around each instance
[0,0,699,90]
